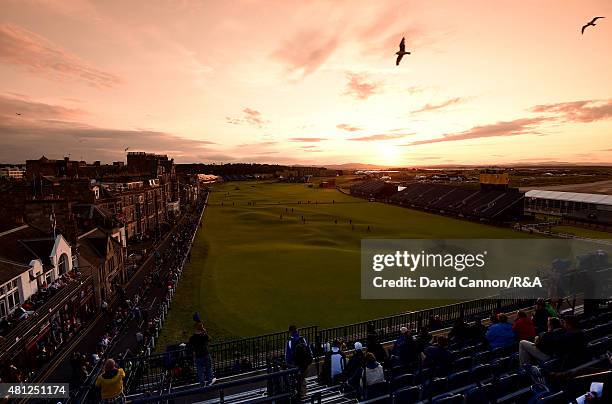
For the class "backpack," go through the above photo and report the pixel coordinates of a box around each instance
[292,337,313,370]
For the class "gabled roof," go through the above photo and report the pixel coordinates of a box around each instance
[20,238,56,267]
[77,228,121,267]
[0,259,30,286]
[0,225,56,285]
[0,225,49,264]
[525,190,612,206]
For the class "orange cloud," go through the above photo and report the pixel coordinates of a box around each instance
[289,137,326,142]
[404,117,550,146]
[272,30,339,77]
[226,107,268,128]
[530,99,612,123]
[344,73,381,100]
[0,23,121,88]
[336,123,361,132]
[411,97,466,114]
[349,133,412,141]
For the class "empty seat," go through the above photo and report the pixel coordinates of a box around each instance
[491,355,513,374]
[415,367,434,384]
[422,377,448,399]
[432,393,464,404]
[472,350,491,365]
[365,382,389,400]
[470,363,493,382]
[465,384,493,404]
[495,373,519,398]
[447,370,470,390]
[587,337,609,357]
[452,356,472,371]
[391,373,414,390]
[537,390,568,403]
[392,385,421,404]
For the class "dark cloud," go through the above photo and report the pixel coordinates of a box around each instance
[0,95,216,163]
[411,97,466,114]
[226,107,268,128]
[289,137,326,142]
[349,133,412,142]
[272,30,339,77]
[0,94,84,120]
[336,123,361,132]
[0,23,121,88]
[344,73,381,100]
[403,117,550,146]
[529,99,612,123]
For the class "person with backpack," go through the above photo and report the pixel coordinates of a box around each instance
[188,322,216,386]
[286,325,313,398]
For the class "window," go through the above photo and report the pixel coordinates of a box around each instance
[7,290,19,310]
[58,253,69,275]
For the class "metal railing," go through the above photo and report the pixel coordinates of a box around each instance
[127,365,300,404]
[316,298,532,353]
[0,273,92,360]
[115,297,533,397]
[119,325,318,395]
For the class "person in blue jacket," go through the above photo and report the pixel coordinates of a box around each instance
[485,314,516,349]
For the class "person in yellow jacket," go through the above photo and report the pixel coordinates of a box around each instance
[95,359,126,403]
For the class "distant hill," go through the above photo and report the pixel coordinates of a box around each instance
[323,163,391,170]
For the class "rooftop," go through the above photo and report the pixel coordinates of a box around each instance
[525,189,612,206]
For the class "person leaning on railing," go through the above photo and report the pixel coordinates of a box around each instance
[95,359,126,404]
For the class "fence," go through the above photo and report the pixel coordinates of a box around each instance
[117,297,534,396]
[127,365,300,404]
[316,297,532,354]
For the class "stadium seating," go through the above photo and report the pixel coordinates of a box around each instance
[350,180,398,200]
[300,304,612,404]
[118,302,612,404]
[389,183,524,221]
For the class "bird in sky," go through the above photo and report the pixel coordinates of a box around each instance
[582,16,605,34]
[15,112,21,116]
[395,37,411,66]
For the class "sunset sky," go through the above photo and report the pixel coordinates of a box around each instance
[0,0,611,166]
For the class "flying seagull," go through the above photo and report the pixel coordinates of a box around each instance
[395,37,411,66]
[15,113,21,116]
[582,16,605,34]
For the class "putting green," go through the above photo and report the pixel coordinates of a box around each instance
[158,181,530,344]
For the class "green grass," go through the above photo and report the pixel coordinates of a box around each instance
[158,181,531,345]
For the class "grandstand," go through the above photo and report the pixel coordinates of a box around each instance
[75,298,612,403]
[525,190,612,229]
[350,170,524,222]
[389,184,524,222]
[349,180,399,201]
